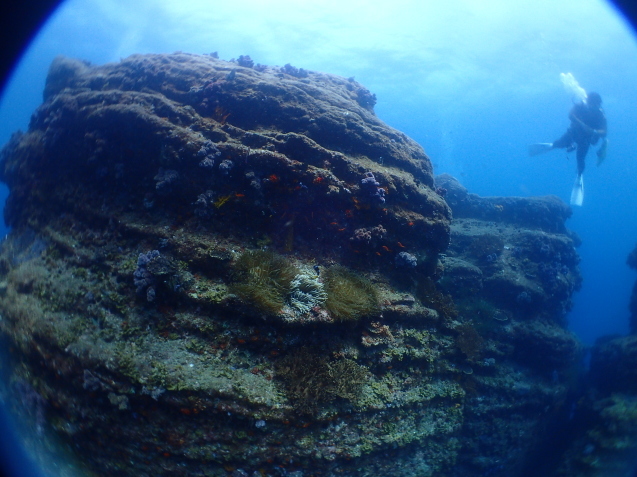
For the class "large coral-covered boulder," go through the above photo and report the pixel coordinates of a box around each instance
[0,53,583,477]
[3,54,449,256]
[0,53,458,477]
[434,174,583,474]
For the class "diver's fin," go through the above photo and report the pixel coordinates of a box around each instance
[528,143,554,156]
[596,137,608,166]
[570,174,584,206]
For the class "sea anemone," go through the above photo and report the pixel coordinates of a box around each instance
[230,250,297,315]
[287,270,327,314]
[323,266,378,321]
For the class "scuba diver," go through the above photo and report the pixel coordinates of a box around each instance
[529,91,608,206]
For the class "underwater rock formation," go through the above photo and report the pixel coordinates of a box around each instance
[551,243,637,477]
[434,173,583,475]
[0,53,582,477]
[437,172,572,233]
[436,173,581,321]
[549,342,637,477]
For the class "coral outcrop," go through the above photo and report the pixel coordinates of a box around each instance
[550,243,637,476]
[434,173,583,475]
[0,53,583,477]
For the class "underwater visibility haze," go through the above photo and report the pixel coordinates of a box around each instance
[0,0,637,476]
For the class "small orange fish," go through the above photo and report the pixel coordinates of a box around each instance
[397,242,406,248]
[382,245,391,252]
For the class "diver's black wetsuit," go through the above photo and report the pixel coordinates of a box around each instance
[552,101,607,175]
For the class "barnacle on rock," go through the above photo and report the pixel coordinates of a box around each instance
[230,250,297,315]
[323,265,378,321]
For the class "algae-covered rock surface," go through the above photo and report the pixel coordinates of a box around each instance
[0,53,583,477]
[550,244,637,477]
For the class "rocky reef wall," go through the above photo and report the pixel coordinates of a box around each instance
[574,346,637,477]
[550,243,637,477]
[434,174,583,475]
[0,53,583,477]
